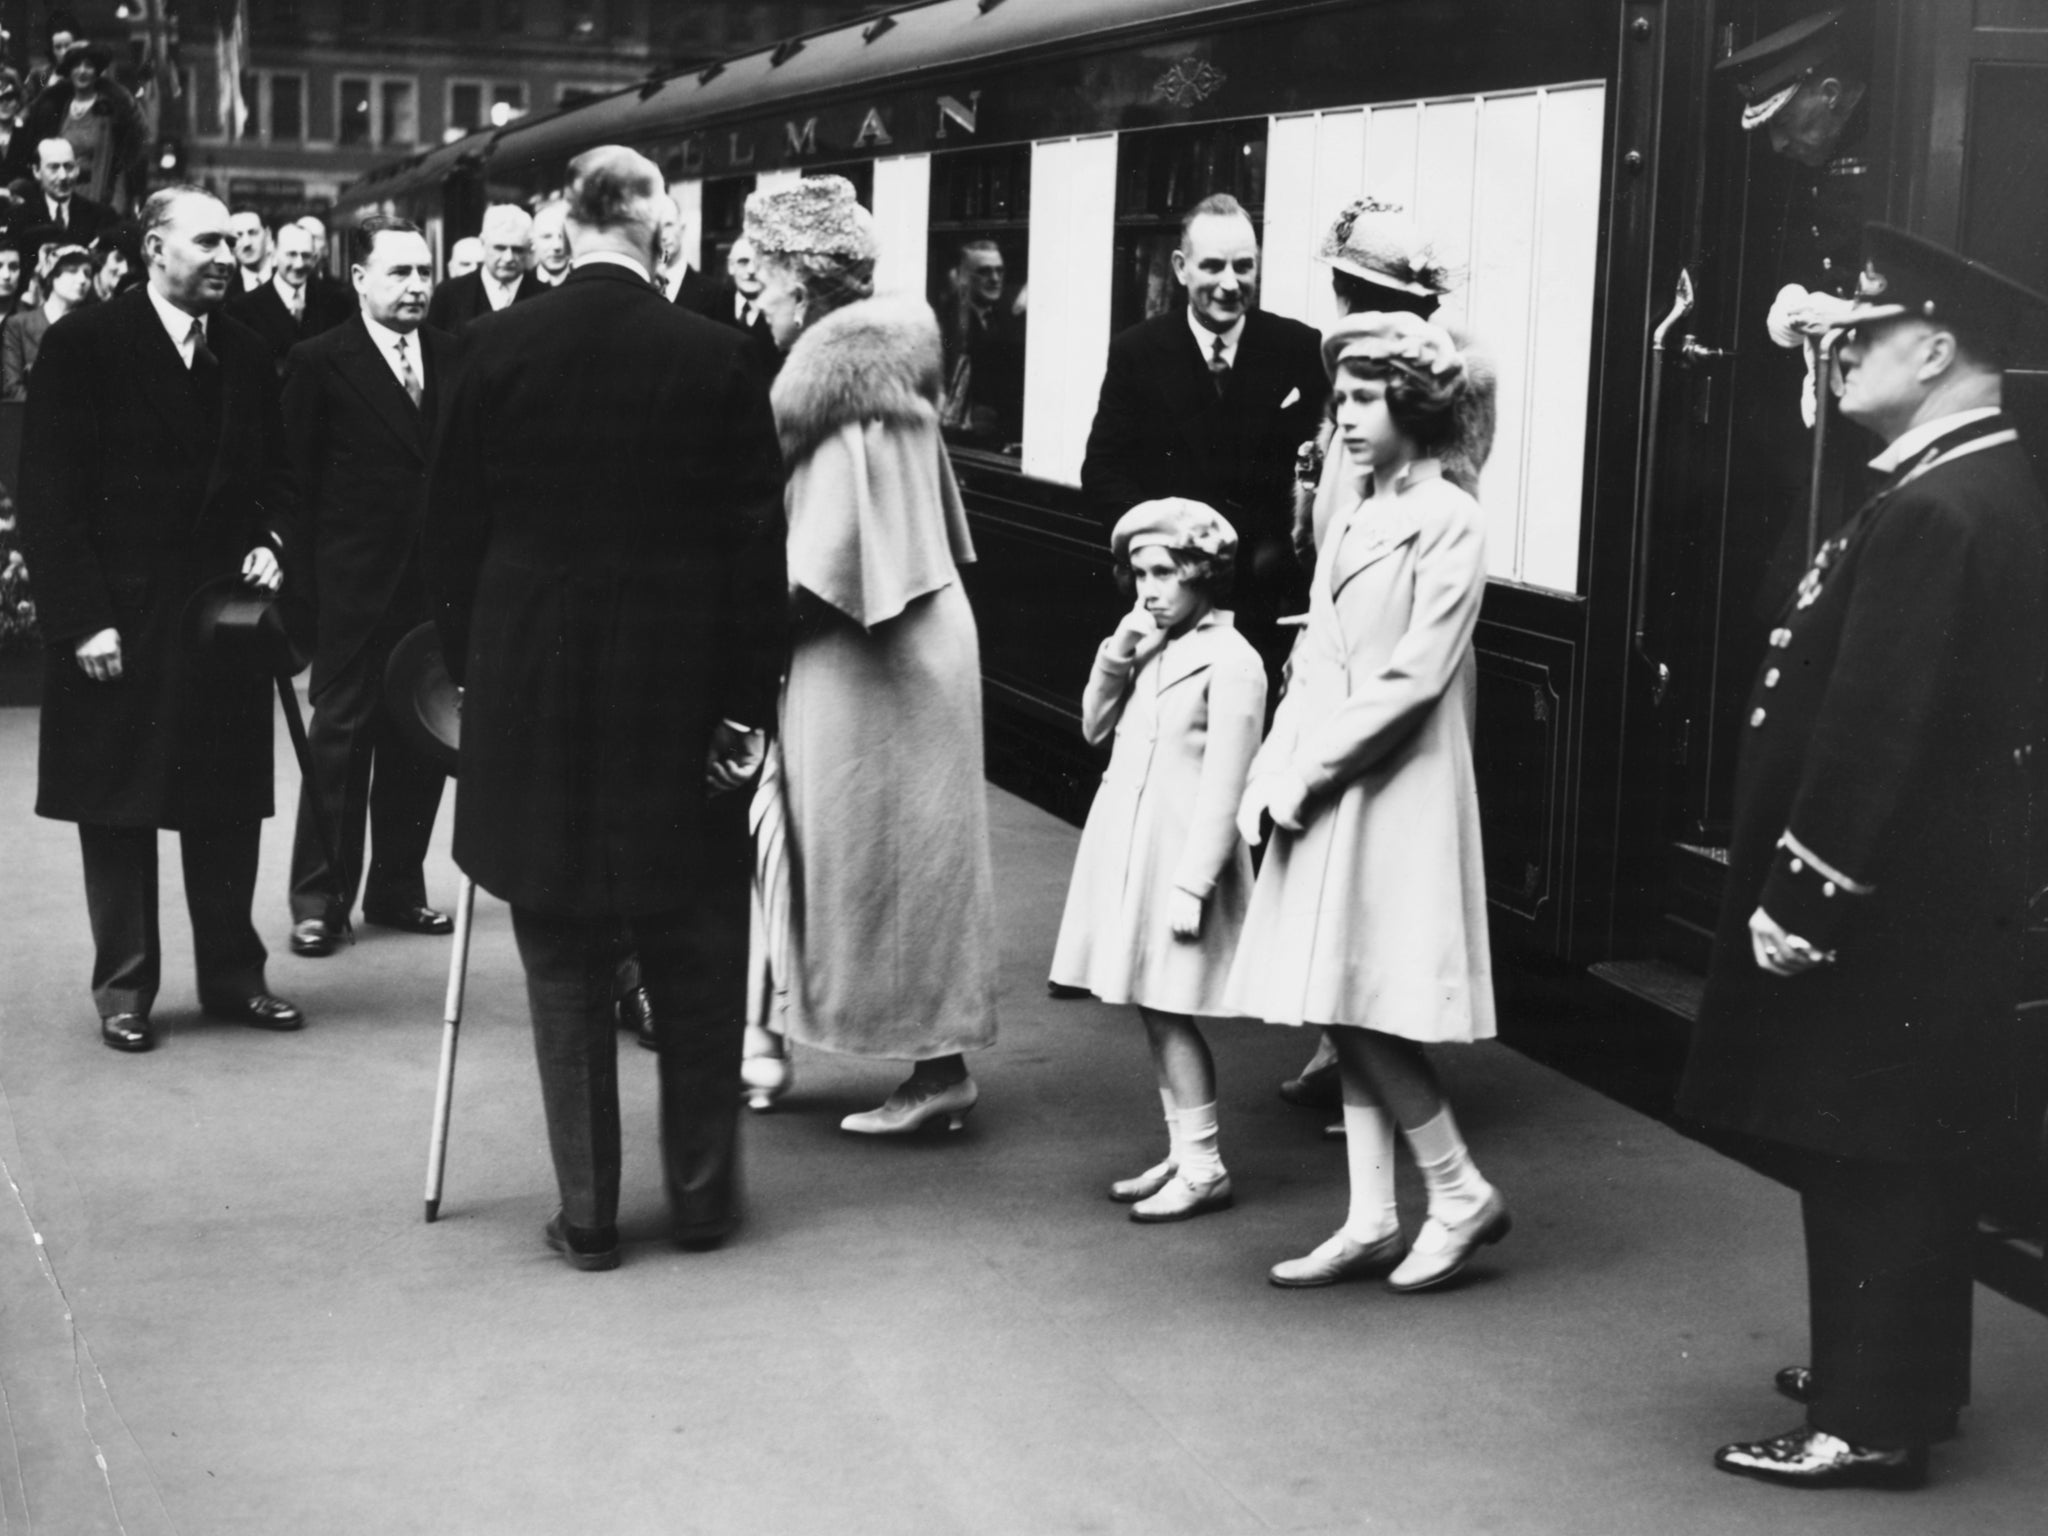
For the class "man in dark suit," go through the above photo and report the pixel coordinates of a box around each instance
[280,215,454,958]
[704,234,779,375]
[229,218,351,372]
[423,145,786,1270]
[937,237,1024,452]
[1681,227,2048,1490]
[9,138,114,245]
[228,207,270,294]
[529,197,571,291]
[653,192,713,314]
[424,203,545,334]
[15,185,307,1053]
[1081,193,1325,683]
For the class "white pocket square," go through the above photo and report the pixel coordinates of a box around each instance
[1280,387,1301,409]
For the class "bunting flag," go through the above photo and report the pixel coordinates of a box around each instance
[217,0,250,140]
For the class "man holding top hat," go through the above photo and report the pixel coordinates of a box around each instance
[279,216,455,958]
[15,185,306,1052]
[1678,226,2048,1488]
[423,145,785,1271]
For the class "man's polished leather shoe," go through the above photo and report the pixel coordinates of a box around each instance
[100,1013,155,1053]
[203,992,306,1031]
[544,1213,620,1271]
[362,902,453,936]
[289,917,338,957]
[1776,1365,1816,1405]
[1713,1426,1927,1490]
[614,986,658,1051]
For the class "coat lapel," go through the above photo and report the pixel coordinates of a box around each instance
[1154,610,1232,693]
[1328,489,1426,600]
[333,317,425,460]
[122,293,209,461]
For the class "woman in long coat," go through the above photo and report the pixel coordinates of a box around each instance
[18,46,144,212]
[745,176,999,1135]
[1226,312,1506,1291]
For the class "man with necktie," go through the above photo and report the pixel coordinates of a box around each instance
[9,138,113,246]
[230,218,350,372]
[425,204,545,335]
[15,185,306,1052]
[1681,227,2048,1490]
[1081,193,1325,686]
[279,216,455,957]
[707,234,779,377]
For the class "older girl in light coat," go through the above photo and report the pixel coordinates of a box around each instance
[1050,500,1266,1222]
[1227,314,1507,1290]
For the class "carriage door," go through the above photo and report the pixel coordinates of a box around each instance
[1614,0,1884,1008]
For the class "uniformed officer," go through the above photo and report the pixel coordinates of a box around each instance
[1678,226,2048,1489]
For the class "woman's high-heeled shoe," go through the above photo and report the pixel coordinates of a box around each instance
[839,1073,978,1136]
[741,1053,792,1112]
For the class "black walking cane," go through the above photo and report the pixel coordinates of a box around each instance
[383,622,465,1222]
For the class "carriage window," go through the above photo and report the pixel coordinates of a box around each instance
[928,144,1031,459]
[691,174,756,289]
[1111,119,1267,333]
[805,161,874,208]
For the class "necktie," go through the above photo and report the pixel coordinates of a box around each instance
[395,336,422,409]
[53,199,65,230]
[187,318,217,372]
[1209,334,1230,397]
[286,287,303,322]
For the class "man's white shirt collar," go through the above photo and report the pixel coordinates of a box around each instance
[361,313,421,387]
[1187,306,1246,368]
[1869,406,2002,474]
[273,274,306,314]
[146,284,207,367]
[482,271,522,309]
[572,251,652,283]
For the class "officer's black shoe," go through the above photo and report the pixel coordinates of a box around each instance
[100,1013,155,1052]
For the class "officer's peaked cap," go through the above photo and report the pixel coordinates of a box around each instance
[1718,9,1853,130]
[1838,224,2048,351]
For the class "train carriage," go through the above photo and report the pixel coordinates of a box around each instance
[340,0,2048,1224]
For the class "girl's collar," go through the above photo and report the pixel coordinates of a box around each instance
[1385,458,1443,495]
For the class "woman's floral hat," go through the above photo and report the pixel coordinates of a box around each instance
[1316,198,1449,298]
[743,175,875,262]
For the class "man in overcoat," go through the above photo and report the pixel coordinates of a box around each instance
[16,185,307,1052]
[424,203,545,335]
[1080,193,1325,687]
[423,145,786,1271]
[279,215,454,957]
[1679,226,2048,1489]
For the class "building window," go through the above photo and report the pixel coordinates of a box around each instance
[449,79,527,135]
[339,78,372,147]
[339,75,417,148]
[263,72,306,143]
[496,0,525,32]
[380,80,417,147]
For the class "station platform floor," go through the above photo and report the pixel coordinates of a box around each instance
[2,691,2045,1535]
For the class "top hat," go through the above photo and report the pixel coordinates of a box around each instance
[1834,224,2048,347]
[184,572,309,679]
[1718,9,1849,130]
[383,621,460,777]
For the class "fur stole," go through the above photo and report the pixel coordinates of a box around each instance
[770,296,944,465]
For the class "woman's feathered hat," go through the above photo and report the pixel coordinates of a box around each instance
[744,175,876,263]
[1316,198,1450,299]
[1111,499,1239,566]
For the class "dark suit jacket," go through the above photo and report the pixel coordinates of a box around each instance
[425,269,547,335]
[1080,308,1326,620]
[15,290,298,828]
[704,282,781,376]
[423,262,787,918]
[280,314,452,697]
[7,188,115,250]
[1682,415,2048,1162]
[229,279,354,372]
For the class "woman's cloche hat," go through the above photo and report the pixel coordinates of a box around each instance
[1321,310,1466,389]
[1111,498,1239,566]
[1316,198,1449,299]
[743,175,876,263]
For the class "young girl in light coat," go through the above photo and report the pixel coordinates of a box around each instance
[1049,499,1266,1222]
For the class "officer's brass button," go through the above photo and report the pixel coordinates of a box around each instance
[1750,707,1767,727]
[1765,668,1780,688]
[1789,857,1804,873]
[1823,881,1837,897]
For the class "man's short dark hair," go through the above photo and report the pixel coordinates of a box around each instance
[349,215,423,269]
[1180,192,1251,247]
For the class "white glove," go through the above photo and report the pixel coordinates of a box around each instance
[1767,284,1860,348]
